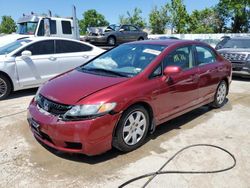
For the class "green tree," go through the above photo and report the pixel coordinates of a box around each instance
[166,0,189,33]
[79,9,109,34]
[0,16,16,34]
[188,8,218,33]
[119,8,146,29]
[217,0,250,33]
[149,6,169,34]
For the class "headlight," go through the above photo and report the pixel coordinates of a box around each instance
[63,102,117,119]
[34,86,42,102]
[247,54,250,62]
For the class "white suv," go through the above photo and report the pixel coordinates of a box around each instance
[0,37,104,99]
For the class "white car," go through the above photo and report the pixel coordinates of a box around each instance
[0,37,105,99]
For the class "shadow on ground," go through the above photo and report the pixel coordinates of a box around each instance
[37,101,227,164]
[6,88,38,100]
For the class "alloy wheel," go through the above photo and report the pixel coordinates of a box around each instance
[216,82,227,105]
[0,77,7,98]
[122,111,147,146]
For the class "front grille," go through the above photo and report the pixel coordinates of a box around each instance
[221,53,247,62]
[37,94,72,115]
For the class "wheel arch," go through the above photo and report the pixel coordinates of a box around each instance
[0,71,14,92]
[112,101,155,137]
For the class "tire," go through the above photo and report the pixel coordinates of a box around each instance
[107,36,116,46]
[0,75,12,100]
[211,80,227,108]
[113,105,150,152]
[138,37,144,40]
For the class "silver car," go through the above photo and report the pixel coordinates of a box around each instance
[85,24,148,46]
[0,37,104,100]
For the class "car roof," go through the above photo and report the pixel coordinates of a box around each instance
[128,39,208,47]
[17,36,83,42]
[230,36,250,40]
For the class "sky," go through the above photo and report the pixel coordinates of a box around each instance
[0,0,219,24]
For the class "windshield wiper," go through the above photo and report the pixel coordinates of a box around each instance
[81,67,129,77]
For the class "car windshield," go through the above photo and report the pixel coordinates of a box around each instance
[17,22,38,35]
[223,39,250,49]
[107,24,120,31]
[0,39,31,55]
[79,44,166,77]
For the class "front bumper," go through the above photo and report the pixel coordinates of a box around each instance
[232,61,250,77]
[27,100,121,156]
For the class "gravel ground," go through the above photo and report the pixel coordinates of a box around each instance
[0,78,250,188]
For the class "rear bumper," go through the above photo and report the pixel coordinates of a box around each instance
[85,36,107,44]
[27,100,121,156]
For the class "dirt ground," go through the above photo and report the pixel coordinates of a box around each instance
[0,77,250,188]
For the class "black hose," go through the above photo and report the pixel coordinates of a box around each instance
[0,110,27,119]
[119,144,236,188]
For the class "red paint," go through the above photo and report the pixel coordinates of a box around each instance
[28,40,232,156]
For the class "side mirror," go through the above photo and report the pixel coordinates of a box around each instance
[119,28,125,32]
[21,50,32,58]
[163,66,182,82]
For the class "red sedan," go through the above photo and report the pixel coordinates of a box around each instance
[27,40,232,156]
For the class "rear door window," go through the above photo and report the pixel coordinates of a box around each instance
[195,46,216,66]
[61,21,72,34]
[55,40,93,53]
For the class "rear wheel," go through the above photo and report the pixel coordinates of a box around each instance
[113,105,150,152]
[211,80,227,108]
[0,75,11,100]
[107,36,116,46]
[138,37,144,40]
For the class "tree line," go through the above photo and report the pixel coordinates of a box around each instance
[0,0,249,35]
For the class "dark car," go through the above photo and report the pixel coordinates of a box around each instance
[217,37,250,77]
[85,24,148,46]
[28,40,231,156]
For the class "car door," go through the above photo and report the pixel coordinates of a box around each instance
[195,45,221,102]
[15,40,59,87]
[153,46,200,121]
[128,25,140,41]
[117,25,131,43]
[54,40,95,72]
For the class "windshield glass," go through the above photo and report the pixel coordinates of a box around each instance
[79,44,166,77]
[107,24,120,31]
[17,22,38,35]
[223,39,250,49]
[0,39,31,55]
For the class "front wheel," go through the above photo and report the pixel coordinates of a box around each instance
[107,36,116,46]
[0,75,11,100]
[211,80,227,108]
[113,105,150,152]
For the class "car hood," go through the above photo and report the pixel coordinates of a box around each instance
[40,70,129,105]
[217,48,250,53]
[0,55,15,62]
[0,34,29,47]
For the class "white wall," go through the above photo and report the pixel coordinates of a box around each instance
[148,33,250,40]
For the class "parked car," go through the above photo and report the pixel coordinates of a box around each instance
[215,36,231,50]
[217,37,250,77]
[195,38,220,48]
[85,24,148,46]
[152,36,179,40]
[0,37,104,100]
[28,40,232,156]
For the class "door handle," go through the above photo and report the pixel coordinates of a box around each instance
[49,57,57,61]
[82,55,89,59]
